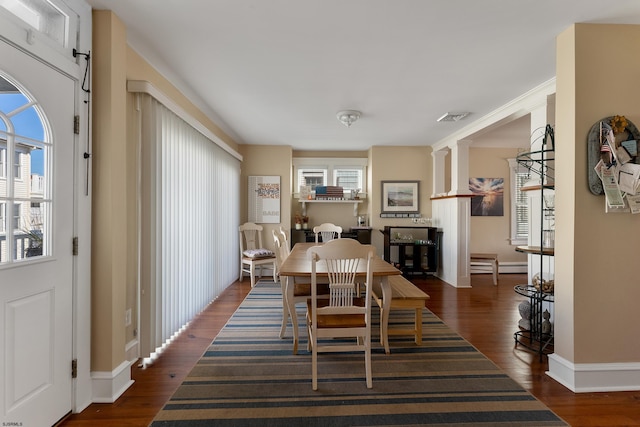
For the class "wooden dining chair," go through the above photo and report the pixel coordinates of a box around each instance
[273,229,330,352]
[278,226,289,250]
[307,238,374,390]
[239,222,277,287]
[313,222,342,243]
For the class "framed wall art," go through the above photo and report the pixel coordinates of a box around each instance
[469,177,504,216]
[248,175,281,223]
[381,180,420,214]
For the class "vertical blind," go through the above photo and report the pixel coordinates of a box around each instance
[139,94,240,364]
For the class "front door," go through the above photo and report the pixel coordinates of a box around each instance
[0,39,75,426]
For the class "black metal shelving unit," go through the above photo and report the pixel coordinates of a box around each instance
[514,124,555,361]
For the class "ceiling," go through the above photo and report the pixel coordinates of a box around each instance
[85,0,640,151]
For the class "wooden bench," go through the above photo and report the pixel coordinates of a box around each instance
[470,253,499,285]
[371,275,430,354]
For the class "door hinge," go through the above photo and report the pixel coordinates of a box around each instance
[74,115,80,134]
[71,359,78,379]
[72,237,78,256]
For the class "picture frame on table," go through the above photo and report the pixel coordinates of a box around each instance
[381,180,420,213]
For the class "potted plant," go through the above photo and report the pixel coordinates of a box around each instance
[294,213,309,230]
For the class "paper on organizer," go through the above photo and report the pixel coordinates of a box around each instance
[594,160,625,208]
[618,162,640,195]
[626,194,640,214]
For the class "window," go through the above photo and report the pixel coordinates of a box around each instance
[12,202,20,229]
[294,158,367,197]
[0,73,48,264]
[14,150,21,180]
[0,146,5,178]
[0,202,5,233]
[508,158,529,245]
[0,0,77,50]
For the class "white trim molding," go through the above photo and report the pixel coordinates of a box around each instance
[91,360,136,403]
[548,353,640,392]
[127,80,242,162]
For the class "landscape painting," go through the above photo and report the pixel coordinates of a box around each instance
[381,181,420,213]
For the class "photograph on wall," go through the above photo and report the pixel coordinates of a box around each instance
[381,181,420,213]
[469,177,504,216]
[248,175,280,223]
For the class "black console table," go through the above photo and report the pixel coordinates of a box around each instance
[380,226,438,277]
[290,227,371,247]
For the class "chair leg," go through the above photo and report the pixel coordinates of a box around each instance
[279,278,289,339]
[250,264,256,287]
[289,289,300,355]
[272,261,277,283]
[239,263,244,282]
[365,339,372,389]
[311,336,318,391]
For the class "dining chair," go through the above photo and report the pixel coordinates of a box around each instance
[239,222,277,287]
[313,222,342,243]
[278,226,289,249]
[274,229,330,352]
[272,230,290,339]
[307,238,374,390]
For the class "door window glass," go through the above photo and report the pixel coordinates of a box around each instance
[0,73,49,263]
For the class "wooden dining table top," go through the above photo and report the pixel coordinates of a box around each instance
[279,242,401,277]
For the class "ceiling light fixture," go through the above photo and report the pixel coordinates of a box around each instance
[336,110,361,127]
[437,112,470,122]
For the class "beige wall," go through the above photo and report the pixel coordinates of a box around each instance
[469,147,527,263]
[369,146,433,253]
[91,11,128,372]
[555,23,640,364]
[239,145,293,251]
[91,10,242,372]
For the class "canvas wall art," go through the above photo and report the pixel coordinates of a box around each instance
[469,177,504,216]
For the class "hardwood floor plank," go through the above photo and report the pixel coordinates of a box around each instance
[61,275,640,427]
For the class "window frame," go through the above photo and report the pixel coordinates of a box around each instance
[0,145,5,178]
[508,158,529,246]
[293,157,367,198]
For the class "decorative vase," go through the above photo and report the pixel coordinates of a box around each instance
[295,223,301,230]
[302,223,308,230]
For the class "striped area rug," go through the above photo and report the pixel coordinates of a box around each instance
[151,281,567,426]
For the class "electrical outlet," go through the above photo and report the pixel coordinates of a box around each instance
[125,308,132,326]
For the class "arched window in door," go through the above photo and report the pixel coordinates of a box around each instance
[0,73,50,263]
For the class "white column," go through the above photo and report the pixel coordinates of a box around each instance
[448,140,472,196]
[431,149,448,197]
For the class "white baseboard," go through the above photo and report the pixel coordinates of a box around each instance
[547,353,640,392]
[91,359,136,403]
[125,338,139,362]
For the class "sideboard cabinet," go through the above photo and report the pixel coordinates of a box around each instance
[380,226,438,277]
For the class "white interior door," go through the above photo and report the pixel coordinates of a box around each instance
[0,39,75,426]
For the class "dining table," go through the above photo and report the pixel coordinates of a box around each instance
[278,242,402,355]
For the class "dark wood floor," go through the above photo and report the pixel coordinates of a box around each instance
[61,273,640,427]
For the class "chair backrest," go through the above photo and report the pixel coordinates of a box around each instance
[271,229,289,268]
[278,226,289,250]
[239,222,265,253]
[309,239,373,315]
[313,223,343,243]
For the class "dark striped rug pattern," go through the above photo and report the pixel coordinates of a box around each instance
[151,281,567,426]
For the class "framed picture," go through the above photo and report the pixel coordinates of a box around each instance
[469,177,504,216]
[381,181,420,213]
[248,175,281,223]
